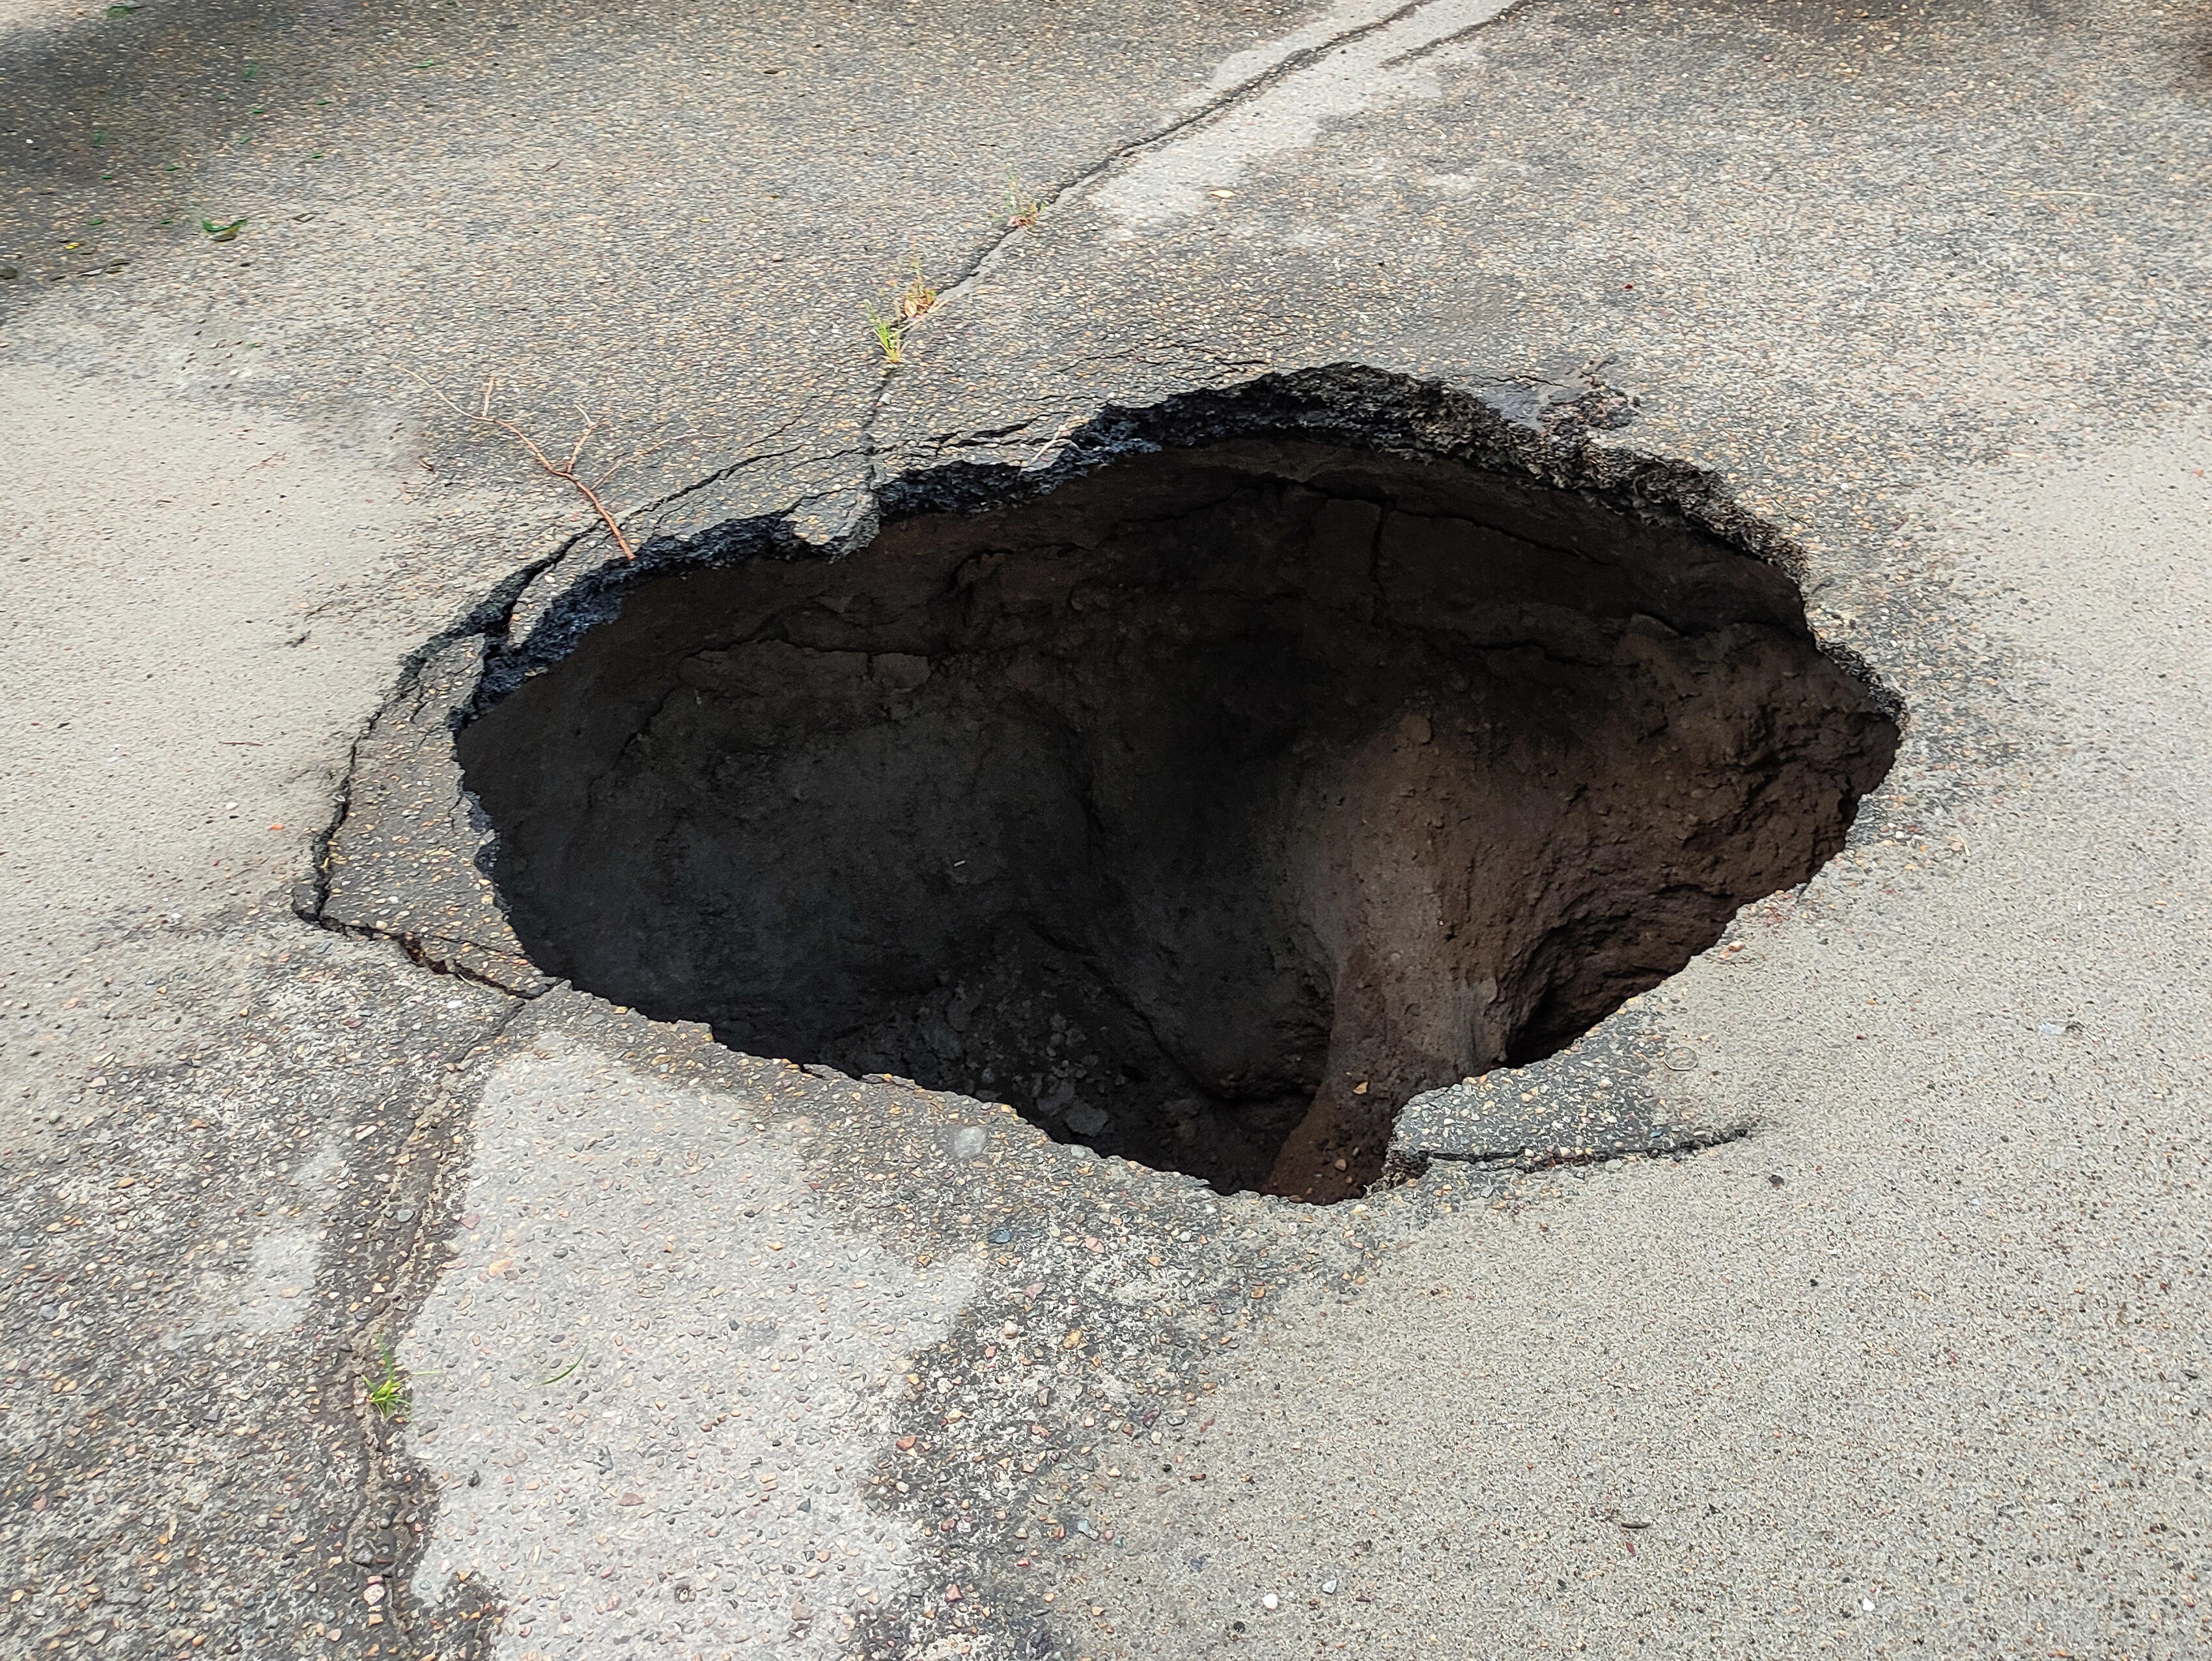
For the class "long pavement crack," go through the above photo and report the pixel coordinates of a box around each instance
[1407,1121,1760,1180]
[841,0,1541,510]
[338,994,533,1657]
[468,1,1543,620]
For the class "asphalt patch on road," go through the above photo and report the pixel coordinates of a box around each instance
[454,387,1897,1203]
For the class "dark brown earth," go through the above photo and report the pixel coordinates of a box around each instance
[460,439,1897,1200]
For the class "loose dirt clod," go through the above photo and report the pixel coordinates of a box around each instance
[459,438,1897,1200]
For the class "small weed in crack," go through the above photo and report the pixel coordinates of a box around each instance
[865,256,942,365]
[1003,173,1043,230]
[362,1343,426,1423]
[865,302,905,366]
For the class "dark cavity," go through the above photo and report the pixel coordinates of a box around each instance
[459,439,1897,1201]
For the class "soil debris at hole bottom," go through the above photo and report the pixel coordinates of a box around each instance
[458,437,1897,1201]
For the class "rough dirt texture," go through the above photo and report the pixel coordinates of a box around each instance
[462,436,1895,1199]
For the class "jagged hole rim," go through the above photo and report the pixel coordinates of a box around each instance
[453,380,1899,1203]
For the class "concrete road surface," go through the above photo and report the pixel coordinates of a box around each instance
[2,1,2207,1657]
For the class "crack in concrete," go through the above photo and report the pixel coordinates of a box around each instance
[1403,1119,1758,1179]
[313,917,542,999]
[614,402,833,527]
[294,551,572,934]
[852,0,1537,486]
[335,992,533,1657]
[475,0,1530,576]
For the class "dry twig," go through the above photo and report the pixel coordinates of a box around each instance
[412,372,637,559]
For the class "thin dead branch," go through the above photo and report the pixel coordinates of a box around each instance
[411,371,638,559]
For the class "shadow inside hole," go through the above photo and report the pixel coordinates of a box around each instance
[459,438,1897,1201]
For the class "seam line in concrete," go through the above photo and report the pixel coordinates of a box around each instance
[861,0,1541,460]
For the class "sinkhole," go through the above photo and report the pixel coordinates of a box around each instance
[459,430,1897,1202]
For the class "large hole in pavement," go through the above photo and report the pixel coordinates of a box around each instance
[459,436,1897,1203]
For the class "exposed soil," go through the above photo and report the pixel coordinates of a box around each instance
[458,438,1897,1201]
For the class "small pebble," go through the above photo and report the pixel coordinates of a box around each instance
[1262,1593,1278,1610]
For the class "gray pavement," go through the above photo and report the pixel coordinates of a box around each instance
[3,0,2208,1657]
